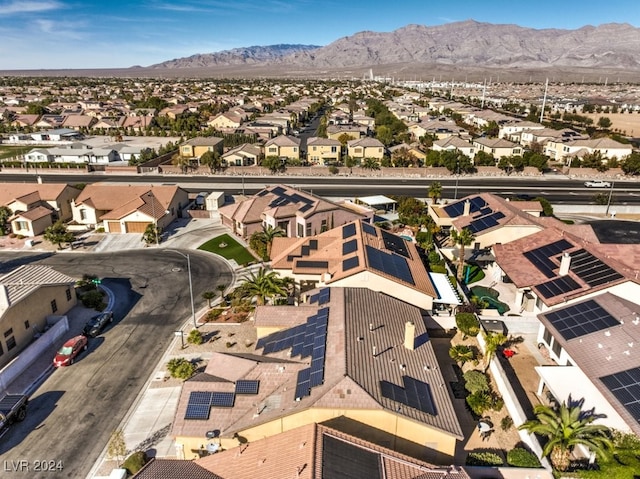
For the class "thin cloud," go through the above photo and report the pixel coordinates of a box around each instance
[0,0,62,15]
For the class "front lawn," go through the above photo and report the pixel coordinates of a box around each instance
[198,234,255,266]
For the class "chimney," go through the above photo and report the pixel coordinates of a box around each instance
[559,252,571,276]
[404,321,415,350]
[463,200,471,216]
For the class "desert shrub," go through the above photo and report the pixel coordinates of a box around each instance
[466,451,504,466]
[187,329,203,345]
[463,370,489,394]
[466,390,493,416]
[122,451,148,475]
[507,447,541,468]
[501,415,514,431]
[205,308,225,321]
[166,357,196,380]
[455,312,480,338]
[492,395,504,412]
[429,264,447,274]
[328,165,339,175]
[81,289,104,309]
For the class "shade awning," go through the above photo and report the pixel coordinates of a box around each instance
[429,272,461,305]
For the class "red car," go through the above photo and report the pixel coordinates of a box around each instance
[53,335,88,367]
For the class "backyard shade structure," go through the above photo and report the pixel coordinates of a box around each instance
[355,195,397,212]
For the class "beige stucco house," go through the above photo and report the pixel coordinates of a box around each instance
[179,137,224,159]
[544,137,632,162]
[306,137,341,165]
[346,137,385,161]
[472,137,522,159]
[264,135,301,161]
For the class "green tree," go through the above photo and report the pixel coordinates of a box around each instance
[520,401,613,472]
[622,152,640,175]
[534,197,554,217]
[43,221,74,249]
[474,150,495,166]
[344,155,357,173]
[237,267,288,306]
[361,157,380,171]
[141,223,161,245]
[261,155,285,173]
[202,291,216,308]
[106,429,127,465]
[391,147,417,167]
[252,225,285,261]
[200,150,223,173]
[455,312,480,338]
[450,227,475,281]
[449,344,474,367]
[482,331,508,372]
[597,117,612,129]
[428,181,442,204]
[187,329,203,345]
[463,370,490,394]
[375,125,393,146]
[0,205,12,235]
[166,357,196,380]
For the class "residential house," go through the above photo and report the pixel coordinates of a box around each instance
[0,265,77,369]
[10,207,54,237]
[326,124,367,141]
[219,184,369,240]
[535,293,640,437]
[432,136,476,158]
[11,114,40,128]
[171,287,463,459]
[71,184,188,233]
[264,135,301,161]
[159,105,188,119]
[498,120,545,141]
[179,137,224,159]
[388,143,427,163]
[544,137,633,162]
[306,137,341,165]
[222,143,261,167]
[271,221,440,311]
[25,147,120,164]
[521,128,587,148]
[30,128,84,142]
[35,114,65,129]
[62,114,96,130]
[346,137,385,161]
[121,116,154,132]
[408,119,467,141]
[351,112,376,129]
[472,137,522,159]
[207,111,244,130]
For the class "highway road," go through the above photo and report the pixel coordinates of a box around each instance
[0,250,233,479]
[1,172,640,204]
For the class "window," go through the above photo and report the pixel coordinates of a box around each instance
[4,328,13,338]
[66,288,72,301]
[320,219,328,233]
[297,223,304,238]
[24,320,30,330]
[80,209,87,220]
[51,299,58,313]
[15,221,28,231]
[551,337,562,357]
[268,147,277,154]
[331,146,337,153]
[277,221,288,234]
[305,223,312,237]
[5,336,16,351]
[542,327,552,346]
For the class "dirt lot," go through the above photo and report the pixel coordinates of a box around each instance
[584,112,640,136]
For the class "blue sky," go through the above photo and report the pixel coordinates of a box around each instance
[1,0,638,70]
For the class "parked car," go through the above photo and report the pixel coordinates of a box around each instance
[584,180,611,188]
[0,394,28,432]
[53,335,88,367]
[82,311,114,338]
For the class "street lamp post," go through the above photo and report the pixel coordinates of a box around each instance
[166,250,197,329]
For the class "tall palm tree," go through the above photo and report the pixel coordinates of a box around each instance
[482,331,508,372]
[257,225,285,261]
[428,181,442,204]
[450,227,475,282]
[202,291,216,308]
[238,267,288,306]
[519,400,613,471]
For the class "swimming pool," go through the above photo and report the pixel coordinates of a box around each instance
[470,286,510,315]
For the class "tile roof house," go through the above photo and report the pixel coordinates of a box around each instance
[171,288,463,461]
[346,137,386,161]
[179,137,224,159]
[271,220,438,311]
[472,137,522,159]
[544,137,633,162]
[133,459,222,479]
[432,136,476,158]
[306,137,341,165]
[219,184,369,241]
[221,143,261,167]
[0,265,77,369]
[264,135,301,161]
[71,184,188,233]
[535,293,640,437]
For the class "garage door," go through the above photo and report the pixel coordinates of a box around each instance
[106,221,121,233]
[125,221,151,233]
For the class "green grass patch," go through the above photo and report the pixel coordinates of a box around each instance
[465,264,485,284]
[0,146,31,161]
[198,234,255,265]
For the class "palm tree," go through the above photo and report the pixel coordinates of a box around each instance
[256,225,285,261]
[519,400,613,471]
[448,344,474,367]
[361,157,380,171]
[450,227,475,282]
[482,331,508,372]
[428,181,442,204]
[202,291,216,308]
[238,267,288,306]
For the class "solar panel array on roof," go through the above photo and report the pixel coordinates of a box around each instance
[318,289,330,305]
[361,222,376,236]
[443,196,487,217]
[266,187,314,212]
[211,392,235,408]
[467,211,506,234]
[185,404,211,420]
[343,239,358,255]
[256,190,269,197]
[343,256,360,272]
[536,276,581,299]
[381,230,410,258]
[600,367,640,423]
[255,306,329,401]
[235,380,260,395]
[185,390,235,420]
[365,245,414,285]
[570,249,624,287]
[380,376,436,415]
[545,299,620,341]
[523,239,573,278]
[299,203,313,213]
[342,223,356,239]
[296,260,329,269]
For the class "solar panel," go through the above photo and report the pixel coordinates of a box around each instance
[185,404,211,420]
[467,212,506,234]
[381,230,410,258]
[379,376,435,415]
[524,239,574,278]
[301,245,310,256]
[235,380,260,395]
[318,289,330,305]
[271,186,286,195]
[343,239,358,255]
[536,276,581,299]
[308,293,319,304]
[361,222,377,236]
[296,260,329,269]
[308,239,318,250]
[342,223,356,239]
[365,246,414,285]
[299,203,312,213]
[211,392,235,408]
[256,189,269,197]
[295,368,311,399]
[600,367,640,423]
[545,299,620,341]
[443,196,487,217]
[189,391,213,405]
[570,249,624,287]
[343,256,360,271]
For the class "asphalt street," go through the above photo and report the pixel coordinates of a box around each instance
[0,250,233,479]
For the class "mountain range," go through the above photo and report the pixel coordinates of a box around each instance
[149,20,640,73]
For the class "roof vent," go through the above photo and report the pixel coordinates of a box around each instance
[559,252,571,276]
[604,331,611,337]
[598,343,603,349]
